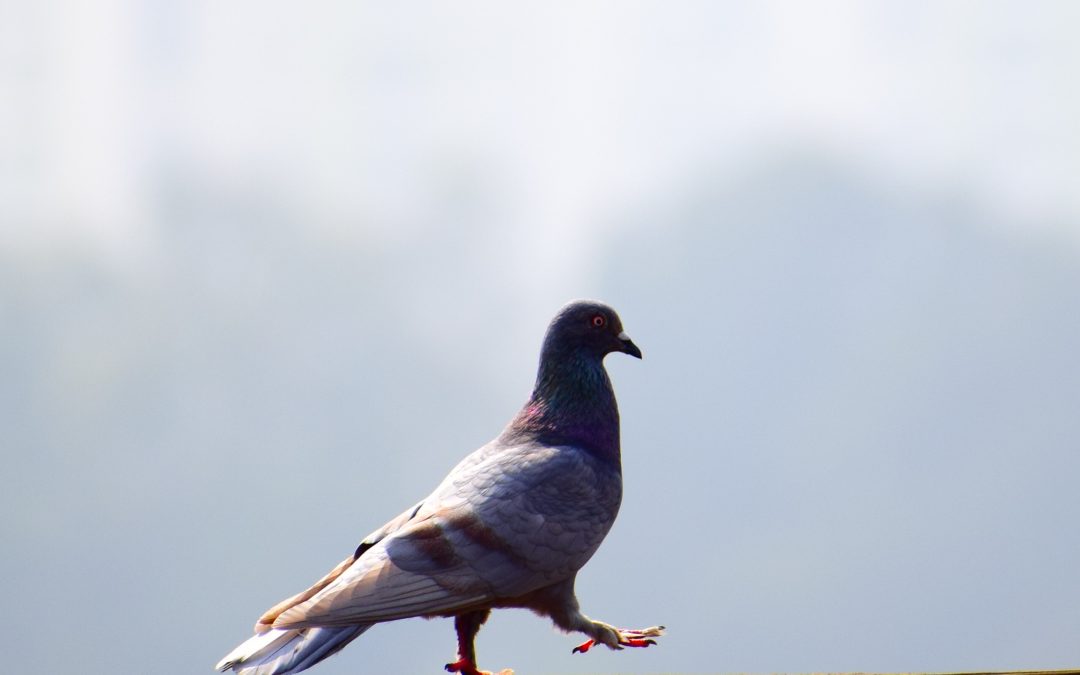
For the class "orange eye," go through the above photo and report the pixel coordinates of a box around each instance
[591,315,606,328]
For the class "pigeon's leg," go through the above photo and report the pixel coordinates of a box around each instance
[444,610,493,675]
[532,579,664,655]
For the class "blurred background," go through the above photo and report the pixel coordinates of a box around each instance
[3,2,1080,674]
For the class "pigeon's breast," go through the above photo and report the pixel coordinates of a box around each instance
[432,442,626,587]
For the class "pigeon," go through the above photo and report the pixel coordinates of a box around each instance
[215,300,664,675]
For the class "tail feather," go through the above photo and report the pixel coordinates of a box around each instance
[216,624,373,675]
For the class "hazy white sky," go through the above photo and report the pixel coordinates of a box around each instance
[3,4,1080,675]
[4,2,1078,256]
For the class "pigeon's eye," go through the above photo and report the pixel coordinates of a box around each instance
[591,315,606,328]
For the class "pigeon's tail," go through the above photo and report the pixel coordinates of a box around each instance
[216,624,373,675]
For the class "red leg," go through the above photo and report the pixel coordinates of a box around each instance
[445,610,493,675]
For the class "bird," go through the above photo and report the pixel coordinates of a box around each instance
[215,299,664,675]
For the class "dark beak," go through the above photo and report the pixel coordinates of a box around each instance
[618,331,643,359]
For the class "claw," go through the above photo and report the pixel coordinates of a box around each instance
[572,626,665,655]
[444,659,513,675]
[445,658,491,675]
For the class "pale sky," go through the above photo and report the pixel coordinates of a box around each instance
[2,3,1080,675]
[4,2,1079,252]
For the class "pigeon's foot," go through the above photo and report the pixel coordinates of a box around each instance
[444,658,514,675]
[572,625,665,654]
[444,657,488,675]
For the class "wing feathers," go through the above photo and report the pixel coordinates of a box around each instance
[273,548,490,626]
[255,555,355,633]
[250,501,429,634]
[270,512,512,628]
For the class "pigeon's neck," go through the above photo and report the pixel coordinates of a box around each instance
[504,351,621,464]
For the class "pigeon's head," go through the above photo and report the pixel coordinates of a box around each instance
[542,300,642,362]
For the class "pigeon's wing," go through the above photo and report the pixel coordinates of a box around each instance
[271,442,622,629]
[270,513,495,628]
[253,500,426,633]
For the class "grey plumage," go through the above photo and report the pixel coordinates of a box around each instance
[216,300,662,675]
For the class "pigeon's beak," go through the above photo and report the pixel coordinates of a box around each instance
[617,331,643,359]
